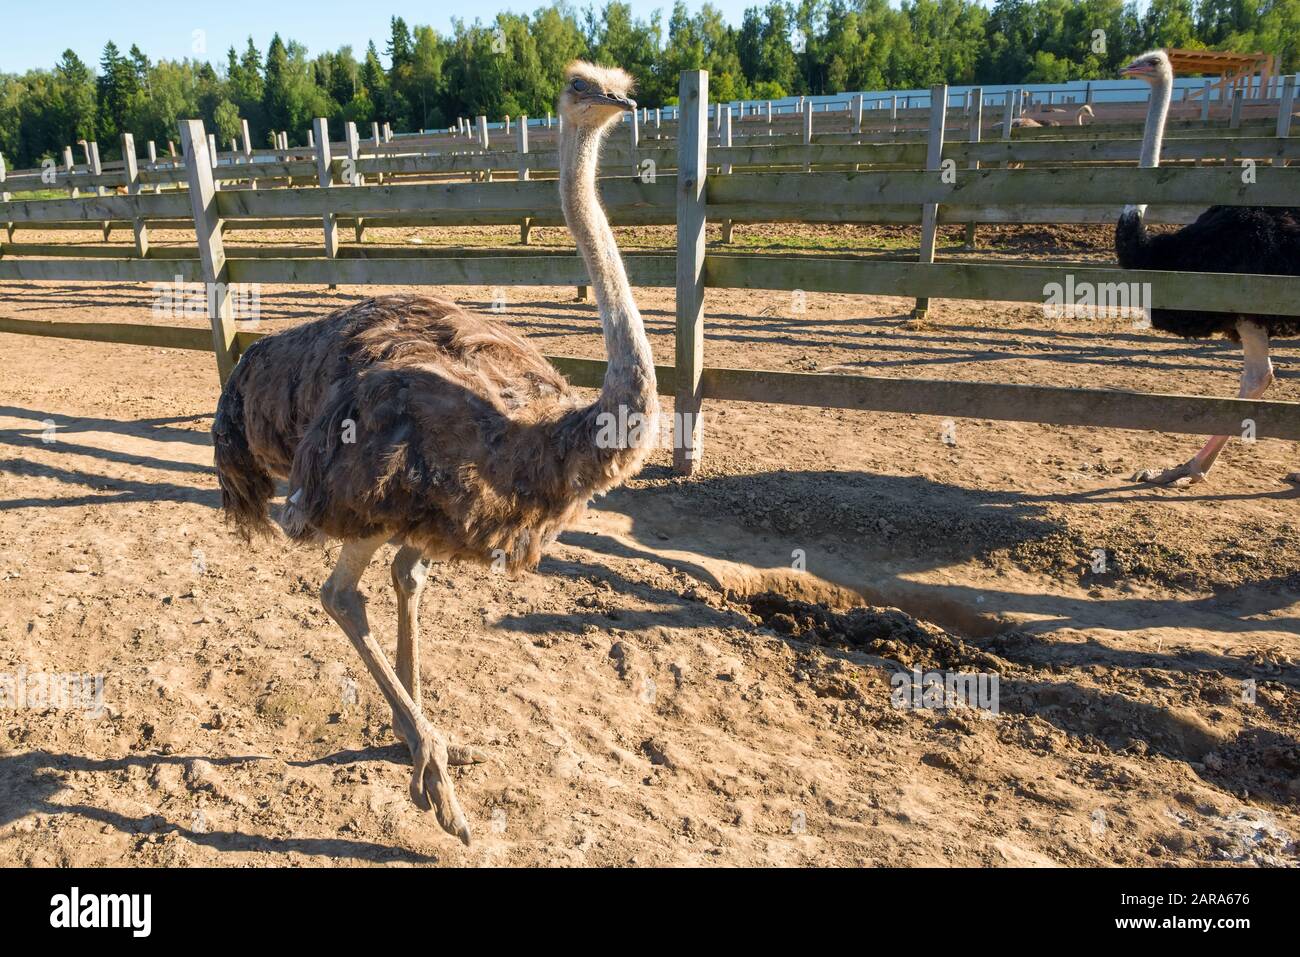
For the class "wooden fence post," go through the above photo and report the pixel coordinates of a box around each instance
[802,97,813,171]
[179,119,238,385]
[145,140,162,193]
[1201,80,1212,123]
[964,88,982,250]
[0,152,11,242]
[1230,88,1244,129]
[120,133,148,257]
[62,147,78,199]
[345,121,365,242]
[87,141,112,241]
[240,119,256,190]
[313,117,338,290]
[913,84,948,322]
[852,93,863,135]
[517,116,532,244]
[674,69,708,475]
[206,133,222,195]
[1277,75,1295,151]
[720,104,734,243]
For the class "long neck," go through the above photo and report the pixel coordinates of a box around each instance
[560,121,657,421]
[1124,74,1172,220]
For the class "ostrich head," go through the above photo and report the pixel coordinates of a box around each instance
[1121,49,1173,86]
[558,61,636,129]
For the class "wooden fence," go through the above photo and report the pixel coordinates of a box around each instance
[1,70,1299,475]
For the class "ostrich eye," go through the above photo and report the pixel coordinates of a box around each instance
[571,78,588,92]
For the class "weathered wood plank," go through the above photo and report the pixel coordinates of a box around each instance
[0,317,212,350]
[2,317,1294,441]
[213,178,674,218]
[224,254,676,287]
[698,368,1300,440]
[914,83,947,320]
[0,258,202,281]
[0,192,190,223]
[706,167,1300,209]
[704,254,1300,316]
[705,202,1216,225]
[675,70,708,475]
[179,119,238,384]
[120,133,149,257]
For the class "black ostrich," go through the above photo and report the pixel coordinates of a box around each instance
[1115,49,1300,486]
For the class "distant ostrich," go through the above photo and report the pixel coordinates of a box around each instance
[1020,105,1094,128]
[211,62,653,844]
[1116,50,1300,485]
[992,105,1092,135]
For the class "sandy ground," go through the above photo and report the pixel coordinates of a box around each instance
[0,222,1297,867]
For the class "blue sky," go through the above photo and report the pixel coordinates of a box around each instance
[1,0,764,73]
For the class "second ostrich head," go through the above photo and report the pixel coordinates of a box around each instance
[1121,49,1174,181]
[558,62,637,128]
[1121,49,1173,86]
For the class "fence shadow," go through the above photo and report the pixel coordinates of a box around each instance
[0,750,440,864]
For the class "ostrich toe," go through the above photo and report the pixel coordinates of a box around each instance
[1133,460,1208,486]
[408,721,472,845]
[391,712,488,765]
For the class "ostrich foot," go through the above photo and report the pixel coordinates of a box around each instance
[1133,460,1208,486]
[406,719,472,845]
[392,712,488,765]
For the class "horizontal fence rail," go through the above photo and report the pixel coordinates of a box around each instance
[1,317,1297,444]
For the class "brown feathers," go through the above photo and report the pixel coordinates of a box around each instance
[213,295,651,572]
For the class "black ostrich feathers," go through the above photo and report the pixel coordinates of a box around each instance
[1116,204,1300,341]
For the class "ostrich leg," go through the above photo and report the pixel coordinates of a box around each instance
[322,535,471,844]
[1136,321,1274,486]
[389,544,486,766]
[391,544,429,709]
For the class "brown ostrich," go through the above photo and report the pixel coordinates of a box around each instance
[211,62,654,845]
[996,105,1093,131]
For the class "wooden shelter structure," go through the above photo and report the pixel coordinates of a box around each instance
[1168,49,1280,99]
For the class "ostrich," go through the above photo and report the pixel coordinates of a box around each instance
[211,62,654,844]
[1014,105,1094,129]
[1116,49,1300,485]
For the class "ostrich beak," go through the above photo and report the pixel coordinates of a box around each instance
[587,92,637,111]
[1121,62,1152,78]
